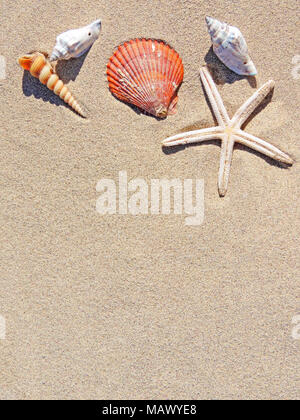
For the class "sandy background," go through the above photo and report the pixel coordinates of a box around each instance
[0,0,299,400]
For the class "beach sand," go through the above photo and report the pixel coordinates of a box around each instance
[0,0,299,399]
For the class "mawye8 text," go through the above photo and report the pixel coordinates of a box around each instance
[101,404,197,417]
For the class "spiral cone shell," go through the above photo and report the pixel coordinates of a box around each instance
[206,16,257,76]
[107,39,184,118]
[18,52,86,117]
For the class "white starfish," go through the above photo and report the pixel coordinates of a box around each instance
[162,66,293,197]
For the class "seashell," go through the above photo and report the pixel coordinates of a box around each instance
[18,52,86,117]
[50,19,101,62]
[206,16,257,76]
[106,38,184,118]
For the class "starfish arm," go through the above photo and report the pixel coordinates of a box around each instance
[235,130,294,164]
[200,67,231,127]
[218,135,234,197]
[162,126,223,147]
[231,80,275,128]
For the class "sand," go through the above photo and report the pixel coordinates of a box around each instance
[0,0,299,400]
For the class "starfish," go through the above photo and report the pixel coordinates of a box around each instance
[162,66,293,197]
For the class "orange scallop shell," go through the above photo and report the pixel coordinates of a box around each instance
[107,39,184,118]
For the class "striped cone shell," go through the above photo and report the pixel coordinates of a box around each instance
[107,39,184,118]
[18,52,86,117]
[205,16,257,76]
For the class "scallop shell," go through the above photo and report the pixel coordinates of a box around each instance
[206,16,257,76]
[107,39,184,118]
[18,52,86,117]
[50,19,101,62]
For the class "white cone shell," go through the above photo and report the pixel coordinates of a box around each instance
[50,19,101,61]
[206,16,257,76]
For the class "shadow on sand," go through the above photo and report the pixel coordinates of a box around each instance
[204,46,257,88]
